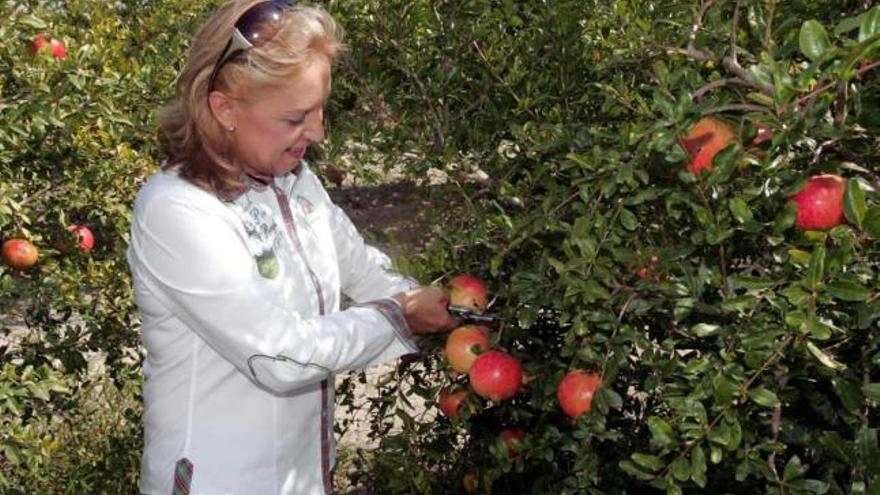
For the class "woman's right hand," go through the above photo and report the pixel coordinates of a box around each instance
[393,287,459,334]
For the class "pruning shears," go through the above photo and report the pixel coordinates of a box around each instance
[447,304,504,327]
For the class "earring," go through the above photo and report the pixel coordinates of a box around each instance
[226,125,236,132]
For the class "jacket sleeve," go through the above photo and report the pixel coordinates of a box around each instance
[325,197,417,303]
[127,189,417,394]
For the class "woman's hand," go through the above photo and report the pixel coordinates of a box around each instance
[393,287,459,334]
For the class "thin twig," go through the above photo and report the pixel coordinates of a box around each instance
[656,334,795,482]
[471,40,539,120]
[693,78,749,101]
[702,104,772,115]
[730,0,743,66]
[794,61,880,107]
[18,184,54,207]
[764,0,776,51]
[767,372,789,477]
[689,0,716,52]
[662,0,774,97]
[721,56,774,96]
[663,45,714,61]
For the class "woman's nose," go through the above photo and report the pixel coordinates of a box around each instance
[304,107,325,143]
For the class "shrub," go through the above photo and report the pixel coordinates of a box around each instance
[336,1,880,493]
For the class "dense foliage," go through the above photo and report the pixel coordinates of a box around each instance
[334,1,880,494]
[1,0,879,493]
[0,0,212,490]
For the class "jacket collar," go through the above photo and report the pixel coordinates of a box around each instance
[215,162,306,202]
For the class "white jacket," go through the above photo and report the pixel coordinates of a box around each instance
[127,163,418,494]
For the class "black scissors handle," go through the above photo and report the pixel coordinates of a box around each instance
[447,304,503,326]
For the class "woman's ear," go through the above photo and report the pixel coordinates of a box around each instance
[208,90,236,131]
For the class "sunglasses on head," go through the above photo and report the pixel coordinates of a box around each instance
[208,0,297,91]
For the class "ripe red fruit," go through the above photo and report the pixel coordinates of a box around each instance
[636,267,650,280]
[679,117,736,175]
[499,428,526,459]
[2,239,39,270]
[469,350,522,401]
[789,174,847,231]
[447,274,488,312]
[438,388,468,418]
[31,36,67,59]
[557,370,602,419]
[445,325,491,373]
[57,224,95,252]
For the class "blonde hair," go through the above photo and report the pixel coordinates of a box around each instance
[158,0,343,195]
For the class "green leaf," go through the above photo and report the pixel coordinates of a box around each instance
[598,387,624,411]
[774,202,798,233]
[844,179,867,230]
[859,6,880,42]
[862,383,880,402]
[787,479,830,493]
[807,246,826,290]
[18,14,48,30]
[783,455,807,481]
[714,374,740,405]
[691,323,720,337]
[787,250,812,268]
[670,457,691,482]
[820,431,854,462]
[864,207,880,238]
[583,279,611,301]
[709,145,740,183]
[691,445,707,488]
[648,416,677,447]
[831,377,865,415]
[728,198,754,224]
[746,92,775,107]
[732,276,775,290]
[835,16,863,36]
[806,341,847,371]
[631,453,665,472]
[779,285,811,306]
[620,208,639,230]
[825,280,870,302]
[619,460,656,481]
[721,296,754,313]
[800,20,831,62]
[748,387,781,408]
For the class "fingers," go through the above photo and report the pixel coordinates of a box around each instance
[395,286,458,335]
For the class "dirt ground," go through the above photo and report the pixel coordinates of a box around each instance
[329,180,444,257]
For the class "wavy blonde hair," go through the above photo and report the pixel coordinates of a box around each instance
[159,0,343,195]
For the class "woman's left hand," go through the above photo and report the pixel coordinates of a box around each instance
[393,287,459,334]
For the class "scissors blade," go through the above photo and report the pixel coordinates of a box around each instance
[447,304,504,326]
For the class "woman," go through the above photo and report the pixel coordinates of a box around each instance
[126,1,456,493]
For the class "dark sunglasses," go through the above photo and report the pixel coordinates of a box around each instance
[207,0,297,91]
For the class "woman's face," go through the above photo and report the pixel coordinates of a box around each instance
[222,55,331,177]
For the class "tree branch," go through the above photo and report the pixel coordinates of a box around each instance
[794,61,880,109]
[764,0,776,51]
[656,335,795,483]
[720,55,774,96]
[663,0,773,97]
[693,78,749,101]
[689,0,717,53]
[730,0,743,66]
[702,104,772,115]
